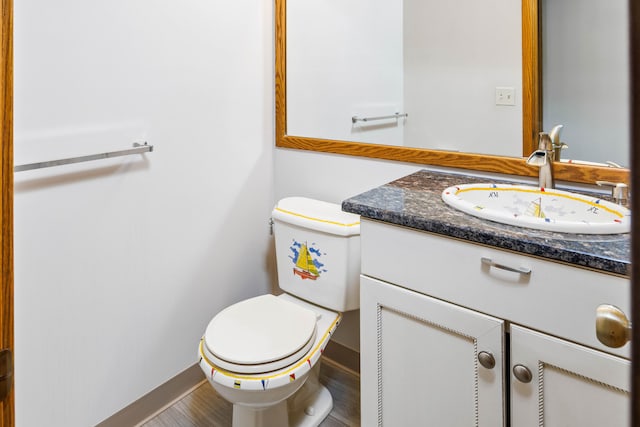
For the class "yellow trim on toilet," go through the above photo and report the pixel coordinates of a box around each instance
[199,312,342,381]
[274,207,360,228]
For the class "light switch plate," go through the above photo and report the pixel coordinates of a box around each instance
[495,87,516,106]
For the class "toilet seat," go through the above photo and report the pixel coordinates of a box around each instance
[199,293,341,393]
[204,294,318,374]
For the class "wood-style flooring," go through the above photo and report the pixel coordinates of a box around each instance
[141,360,360,427]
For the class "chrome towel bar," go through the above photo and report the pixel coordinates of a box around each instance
[14,142,153,172]
[351,112,408,124]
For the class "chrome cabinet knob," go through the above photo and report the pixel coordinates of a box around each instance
[596,304,631,348]
[477,351,496,369]
[513,364,533,383]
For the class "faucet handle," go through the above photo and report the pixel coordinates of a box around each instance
[552,142,568,162]
[548,125,564,145]
[547,125,567,161]
[596,181,629,205]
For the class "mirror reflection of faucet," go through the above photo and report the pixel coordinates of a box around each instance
[548,124,569,161]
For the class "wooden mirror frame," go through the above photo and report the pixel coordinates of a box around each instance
[275,0,629,185]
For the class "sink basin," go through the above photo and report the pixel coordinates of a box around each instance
[442,183,631,234]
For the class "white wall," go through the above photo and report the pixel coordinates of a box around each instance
[286,0,522,155]
[13,1,274,426]
[542,0,629,166]
[404,0,522,155]
[287,0,404,145]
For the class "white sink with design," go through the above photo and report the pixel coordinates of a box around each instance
[442,183,631,234]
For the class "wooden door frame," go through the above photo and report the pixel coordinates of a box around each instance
[631,1,640,424]
[0,0,12,425]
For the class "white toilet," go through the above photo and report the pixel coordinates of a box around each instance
[198,197,361,427]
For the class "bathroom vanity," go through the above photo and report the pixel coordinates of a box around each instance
[342,170,631,427]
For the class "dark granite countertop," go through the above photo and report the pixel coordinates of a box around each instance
[342,170,630,276]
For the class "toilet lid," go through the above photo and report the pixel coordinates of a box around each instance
[204,294,318,368]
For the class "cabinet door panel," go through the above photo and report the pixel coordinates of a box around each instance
[361,276,505,427]
[510,325,630,427]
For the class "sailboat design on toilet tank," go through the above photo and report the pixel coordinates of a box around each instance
[290,240,327,280]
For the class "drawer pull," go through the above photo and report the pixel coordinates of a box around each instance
[596,304,631,348]
[481,257,531,276]
[477,351,496,369]
[513,364,533,383]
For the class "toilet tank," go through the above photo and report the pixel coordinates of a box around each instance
[271,197,361,312]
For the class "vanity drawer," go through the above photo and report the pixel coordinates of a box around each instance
[360,219,630,359]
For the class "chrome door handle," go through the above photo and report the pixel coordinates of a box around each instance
[481,257,531,276]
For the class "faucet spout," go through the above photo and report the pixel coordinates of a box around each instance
[526,150,547,167]
[526,133,555,188]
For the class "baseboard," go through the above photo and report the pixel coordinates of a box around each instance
[96,364,205,427]
[323,340,360,375]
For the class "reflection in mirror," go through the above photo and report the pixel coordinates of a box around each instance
[287,0,522,157]
[541,0,629,167]
[276,0,630,185]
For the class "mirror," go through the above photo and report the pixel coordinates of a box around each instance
[275,0,629,185]
[286,0,523,157]
[541,0,629,168]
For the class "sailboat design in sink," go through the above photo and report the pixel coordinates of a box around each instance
[525,197,545,218]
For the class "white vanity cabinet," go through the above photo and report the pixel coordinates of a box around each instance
[360,219,630,427]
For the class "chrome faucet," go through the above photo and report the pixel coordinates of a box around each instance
[526,132,555,188]
[596,181,629,206]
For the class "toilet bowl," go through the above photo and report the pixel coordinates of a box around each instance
[198,197,360,427]
[198,294,341,426]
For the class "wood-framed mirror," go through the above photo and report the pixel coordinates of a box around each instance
[275,0,629,185]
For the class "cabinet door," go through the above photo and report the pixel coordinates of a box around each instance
[361,276,505,427]
[510,324,630,427]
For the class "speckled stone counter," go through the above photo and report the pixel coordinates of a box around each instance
[342,170,631,276]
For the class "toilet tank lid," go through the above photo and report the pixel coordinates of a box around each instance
[272,197,360,237]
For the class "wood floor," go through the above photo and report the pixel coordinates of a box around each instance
[141,360,360,427]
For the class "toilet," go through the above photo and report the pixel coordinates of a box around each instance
[198,197,361,427]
